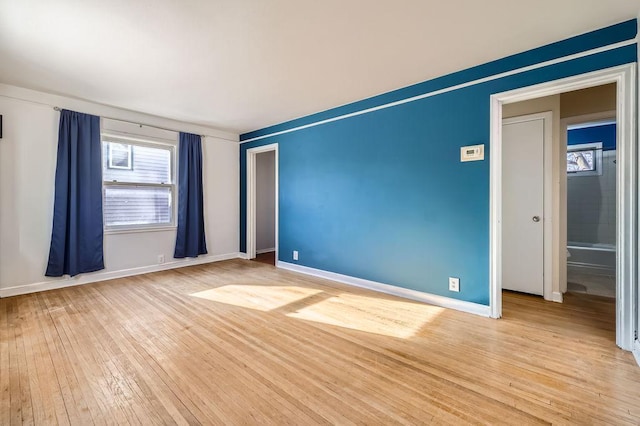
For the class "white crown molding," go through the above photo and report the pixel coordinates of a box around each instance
[241,39,636,144]
[0,83,239,142]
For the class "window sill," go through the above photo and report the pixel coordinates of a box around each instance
[105,225,177,235]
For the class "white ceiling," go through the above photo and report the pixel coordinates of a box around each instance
[1,1,639,134]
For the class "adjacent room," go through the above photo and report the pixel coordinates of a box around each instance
[1,1,640,424]
[500,83,620,346]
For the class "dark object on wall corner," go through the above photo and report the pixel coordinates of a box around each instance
[0,115,3,139]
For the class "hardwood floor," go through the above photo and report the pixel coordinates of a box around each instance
[252,251,276,266]
[1,259,639,425]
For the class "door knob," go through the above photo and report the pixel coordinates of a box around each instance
[532,216,540,222]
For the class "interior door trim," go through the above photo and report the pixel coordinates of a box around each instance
[489,63,636,352]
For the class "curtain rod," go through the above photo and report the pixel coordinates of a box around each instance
[52,106,236,142]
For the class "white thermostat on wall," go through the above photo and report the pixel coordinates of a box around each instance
[460,144,484,162]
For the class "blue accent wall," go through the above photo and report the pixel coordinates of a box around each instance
[568,123,616,151]
[240,20,637,306]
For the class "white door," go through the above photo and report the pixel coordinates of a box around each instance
[502,115,545,295]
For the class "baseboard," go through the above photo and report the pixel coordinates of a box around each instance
[276,261,491,317]
[0,252,242,298]
[256,248,275,254]
[237,252,249,260]
[633,340,640,367]
[551,291,563,303]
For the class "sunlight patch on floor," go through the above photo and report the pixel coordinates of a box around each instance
[287,293,445,338]
[190,284,323,311]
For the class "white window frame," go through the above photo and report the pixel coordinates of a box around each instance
[101,133,177,232]
[567,142,603,176]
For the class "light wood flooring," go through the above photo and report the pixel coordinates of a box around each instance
[1,259,639,425]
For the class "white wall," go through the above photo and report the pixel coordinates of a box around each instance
[567,150,617,245]
[255,151,275,252]
[0,85,240,297]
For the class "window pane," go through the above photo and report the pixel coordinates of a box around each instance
[567,150,595,172]
[104,186,172,227]
[109,143,131,169]
[103,141,172,184]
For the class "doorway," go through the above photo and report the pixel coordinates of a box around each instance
[246,143,278,265]
[563,108,617,299]
[490,64,637,351]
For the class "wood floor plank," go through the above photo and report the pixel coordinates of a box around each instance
[1,259,639,425]
[122,278,355,425]
[25,294,71,426]
[0,299,11,426]
[84,284,186,421]
[34,293,94,425]
[74,287,197,426]
[9,298,36,425]
[114,282,290,424]
[44,290,132,425]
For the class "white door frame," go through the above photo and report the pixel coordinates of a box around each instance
[502,112,554,301]
[489,63,637,351]
[246,143,279,260]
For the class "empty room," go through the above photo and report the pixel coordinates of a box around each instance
[2,1,640,424]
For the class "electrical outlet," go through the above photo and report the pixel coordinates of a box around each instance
[449,277,460,292]
[158,254,165,264]
[293,250,299,261]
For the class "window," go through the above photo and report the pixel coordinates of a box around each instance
[567,142,602,176]
[108,142,132,169]
[567,149,595,172]
[102,135,175,229]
